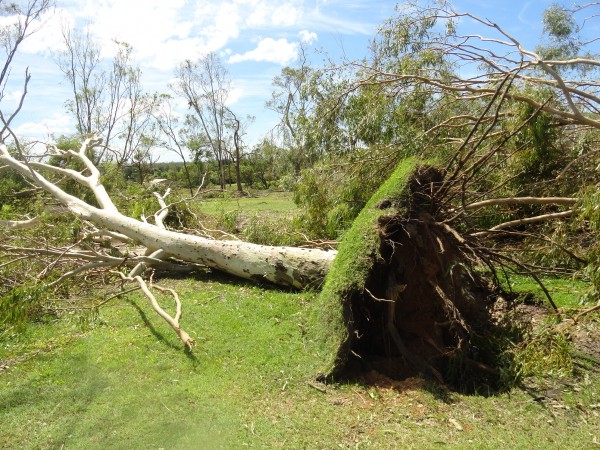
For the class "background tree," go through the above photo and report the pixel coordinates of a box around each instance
[224,107,253,193]
[174,53,232,190]
[0,0,53,141]
[267,46,323,175]
[243,136,286,189]
[154,94,196,194]
[57,29,158,167]
[57,26,103,141]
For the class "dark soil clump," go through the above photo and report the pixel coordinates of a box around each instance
[332,166,512,393]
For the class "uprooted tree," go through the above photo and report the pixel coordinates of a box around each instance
[307,1,599,387]
[1,0,599,390]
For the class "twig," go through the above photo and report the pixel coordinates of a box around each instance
[307,381,327,393]
[365,287,394,302]
[573,302,600,322]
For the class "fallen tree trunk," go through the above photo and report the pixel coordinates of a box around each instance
[74,206,336,289]
[0,140,336,289]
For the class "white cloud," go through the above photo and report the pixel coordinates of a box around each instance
[16,0,204,70]
[270,3,303,27]
[299,30,318,44]
[228,38,298,65]
[145,37,212,71]
[3,8,70,54]
[13,113,74,140]
[1,89,25,110]
[226,86,244,106]
[196,2,243,53]
[245,0,303,27]
[303,7,373,35]
[5,0,368,73]
[81,0,199,66]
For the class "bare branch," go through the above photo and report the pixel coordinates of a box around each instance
[0,217,39,230]
[472,210,575,236]
[461,197,578,212]
[115,271,196,350]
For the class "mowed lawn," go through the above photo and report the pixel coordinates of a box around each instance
[1,193,599,449]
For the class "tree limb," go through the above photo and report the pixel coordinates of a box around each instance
[461,197,578,212]
[472,210,574,235]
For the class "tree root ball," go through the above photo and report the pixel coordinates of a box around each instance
[316,160,512,393]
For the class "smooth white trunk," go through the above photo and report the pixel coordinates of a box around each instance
[1,142,336,288]
[89,208,336,288]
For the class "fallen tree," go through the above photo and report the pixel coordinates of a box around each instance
[1,0,597,392]
[0,142,552,391]
[0,122,588,390]
[0,138,336,289]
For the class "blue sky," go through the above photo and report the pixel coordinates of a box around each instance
[3,0,565,151]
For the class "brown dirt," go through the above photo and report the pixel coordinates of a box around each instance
[340,167,502,392]
[495,297,600,363]
[570,318,600,361]
[333,166,599,394]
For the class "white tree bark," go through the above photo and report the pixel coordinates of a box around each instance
[0,140,336,289]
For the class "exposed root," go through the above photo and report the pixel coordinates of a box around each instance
[334,166,513,393]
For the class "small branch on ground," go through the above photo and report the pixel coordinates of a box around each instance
[115,271,196,350]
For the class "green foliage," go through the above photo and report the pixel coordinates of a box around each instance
[242,138,288,189]
[0,170,31,208]
[579,184,600,231]
[538,4,580,60]
[292,165,334,238]
[293,149,405,240]
[0,210,90,329]
[543,4,577,38]
[241,213,301,247]
[583,248,600,303]
[127,195,159,222]
[216,208,241,234]
[515,327,574,379]
[293,164,365,240]
[163,201,196,229]
[575,184,600,302]
[0,285,47,330]
[99,162,128,193]
[511,101,561,185]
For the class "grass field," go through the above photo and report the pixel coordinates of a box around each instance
[195,191,297,216]
[1,193,599,449]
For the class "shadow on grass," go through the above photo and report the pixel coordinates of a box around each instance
[0,349,110,448]
[125,297,200,365]
[154,266,301,293]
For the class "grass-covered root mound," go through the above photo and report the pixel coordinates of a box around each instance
[315,158,510,393]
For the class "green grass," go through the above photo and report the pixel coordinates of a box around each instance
[1,189,599,448]
[196,191,297,216]
[1,271,599,449]
[500,273,590,308]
